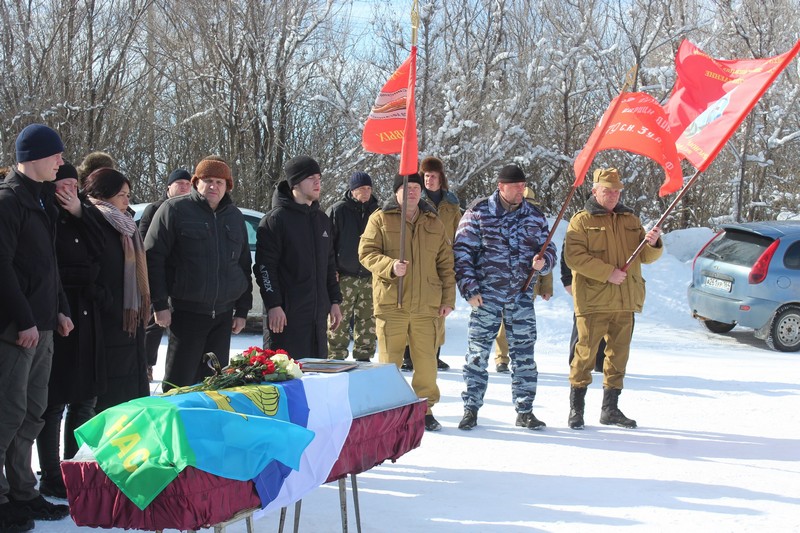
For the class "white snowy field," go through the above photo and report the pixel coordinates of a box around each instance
[35,224,800,532]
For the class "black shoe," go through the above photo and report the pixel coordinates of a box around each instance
[401,358,413,371]
[39,476,68,499]
[0,502,34,532]
[11,495,69,521]
[495,363,510,373]
[424,414,442,431]
[457,409,478,430]
[515,411,546,430]
[436,357,450,370]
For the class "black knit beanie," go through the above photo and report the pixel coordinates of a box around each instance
[393,173,424,192]
[348,171,373,190]
[55,162,78,182]
[167,168,191,186]
[284,156,321,187]
[15,124,64,163]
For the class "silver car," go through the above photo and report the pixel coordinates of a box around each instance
[131,202,265,330]
[688,221,800,351]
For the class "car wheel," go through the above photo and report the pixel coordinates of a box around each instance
[768,305,800,352]
[701,319,735,334]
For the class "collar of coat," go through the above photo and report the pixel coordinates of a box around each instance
[189,185,233,212]
[272,179,321,214]
[422,189,459,206]
[381,196,438,216]
[583,195,634,216]
[1,168,54,211]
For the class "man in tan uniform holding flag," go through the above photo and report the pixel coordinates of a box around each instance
[564,168,662,430]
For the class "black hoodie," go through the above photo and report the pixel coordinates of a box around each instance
[254,180,342,350]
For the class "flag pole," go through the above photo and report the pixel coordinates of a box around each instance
[520,66,638,293]
[621,167,702,272]
[398,176,409,308]
[397,0,419,308]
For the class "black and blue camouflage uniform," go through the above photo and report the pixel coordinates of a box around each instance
[453,190,556,414]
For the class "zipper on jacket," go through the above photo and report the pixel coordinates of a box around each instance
[211,213,220,319]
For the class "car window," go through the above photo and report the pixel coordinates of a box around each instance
[702,229,773,267]
[243,215,259,252]
[784,241,800,270]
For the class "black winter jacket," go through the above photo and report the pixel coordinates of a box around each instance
[326,190,379,278]
[254,180,342,319]
[144,188,252,318]
[136,196,166,241]
[0,169,69,333]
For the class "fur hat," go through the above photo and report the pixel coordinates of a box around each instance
[284,155,321,187]
[420,156,449,190]
[592,168,624,190]
[77,152,116,181]
[167,168,191,186]
[15,124,64,163]
[192,159,234,191]
[55,162,78,182]
[497,164,526,183]
[348,171,372,191]
[393,173,424,193]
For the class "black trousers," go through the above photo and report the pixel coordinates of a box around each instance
[36,398,96,480]
[163,309,234,392]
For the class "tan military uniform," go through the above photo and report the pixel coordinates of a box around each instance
[359,199,456,413]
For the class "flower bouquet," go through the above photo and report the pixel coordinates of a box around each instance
[163,346,304,395]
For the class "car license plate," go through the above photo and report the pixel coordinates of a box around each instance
[704,276,732,292]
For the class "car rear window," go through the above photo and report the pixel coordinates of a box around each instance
[701,229,774,267]
[784,241,800,270]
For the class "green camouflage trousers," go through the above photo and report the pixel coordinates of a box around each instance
[327,275,377,360]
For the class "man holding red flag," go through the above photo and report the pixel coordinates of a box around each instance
[564,168,662,430]
[359,173,455,432]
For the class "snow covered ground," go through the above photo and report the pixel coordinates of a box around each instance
[35,224,800,532]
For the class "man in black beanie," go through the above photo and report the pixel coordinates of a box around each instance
[359,172,456,431]
[0,124,73,529]
[136,167,192,381]
[326,171,379,362]
[254,155,343,358]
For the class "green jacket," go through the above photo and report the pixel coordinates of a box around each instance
[564,197,662,315]
[359,198,456,317]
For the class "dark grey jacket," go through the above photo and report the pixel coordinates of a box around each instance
[144,188,252,318]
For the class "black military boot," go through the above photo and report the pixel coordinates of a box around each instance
[599,387,637,428]
[458,408,478,430]
[515,411,546,430]
[568,386,587,430]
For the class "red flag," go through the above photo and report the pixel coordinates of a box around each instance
[573,92,683,196]
[665,39,800,171]
[362,47,419,175]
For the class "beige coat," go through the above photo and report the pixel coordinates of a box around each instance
[565,198,662,315]
[434,195,462,245]
[359,200,456,318]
